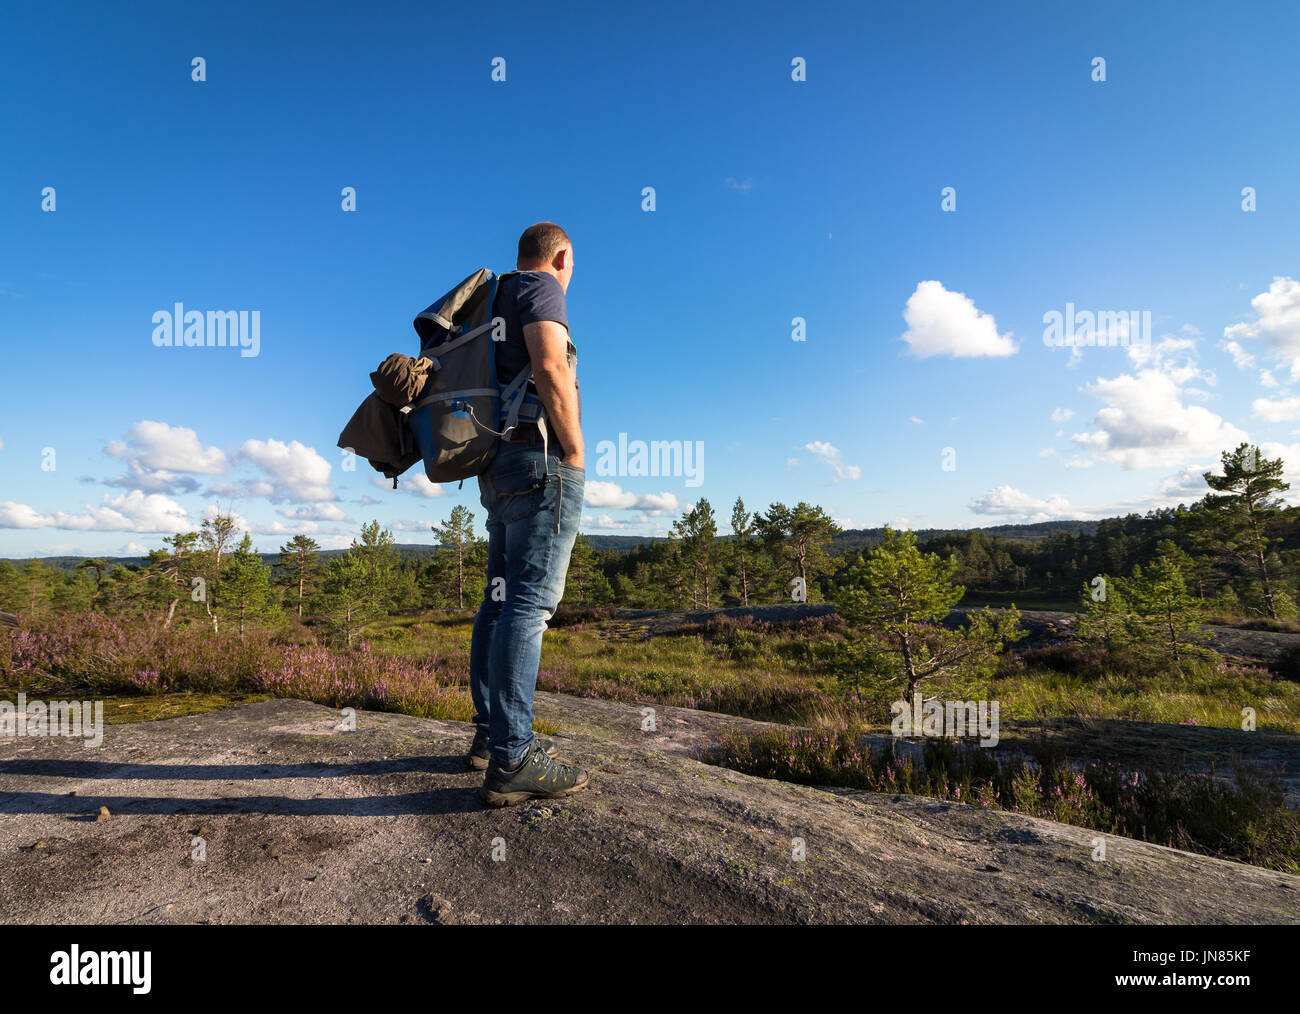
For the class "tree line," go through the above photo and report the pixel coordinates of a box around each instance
[1,442,1293,644]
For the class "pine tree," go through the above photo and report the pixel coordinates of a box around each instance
[729,497,755,606]
[51,568,95,612]
[198,512,239,633]
[1199,443,1290,618]
[147,532,200,628]
[430,506,478,609]
[317,522,399,646]
[1126,547,1208,669]
[1075,573,1136,664]
[319,553,368,648]
[563,534,613,606]
[671,499,719,608]
[74,558,111,609]
[756,502,840,601]
[279,535,322,619]
[223,534,283,637]
[21,560,52,616]
[834,526,1023,697]
[0,561,23,612]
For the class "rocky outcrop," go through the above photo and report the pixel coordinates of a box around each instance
[0,695,1296,924]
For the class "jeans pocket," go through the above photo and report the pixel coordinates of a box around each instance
[491,460,544,525]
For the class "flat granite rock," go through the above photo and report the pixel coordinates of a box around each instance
[0,695,1296,925]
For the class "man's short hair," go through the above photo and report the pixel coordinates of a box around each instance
[517,222,571,267]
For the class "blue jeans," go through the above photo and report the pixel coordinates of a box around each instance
[469,440,584,767]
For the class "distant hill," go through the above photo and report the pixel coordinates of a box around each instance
[1,520,1101,572]
[578,535,664,551]
[830,520,1098,554]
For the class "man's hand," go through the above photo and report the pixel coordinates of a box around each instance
[523,320,583,466]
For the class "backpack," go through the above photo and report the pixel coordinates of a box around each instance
[404,268,547,483]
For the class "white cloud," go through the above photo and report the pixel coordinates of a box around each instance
[582,514,626,530]
[805,441,861,482]
[1253,396,1300,422]
[900,280,1017,359]
[583,481,679,514]
[1051,408,1074,424]
[113,421,227,473]
[968,466,1213,524]
[278,503,350,522]
[103,421,228,494]
[235,439,335,502]
[1153,465,1212,503]
[1071,369,1248,469]
[1224,276,1300,380]
[1085,465,1220,517]
[376,473,444,499]
[1222,339,1256,370]
[968,486,1072,521]
[1126,337,1203,381]
[0,501,51,529]
[247,519,327,536]
[206,479,276,499]
[314,534,357,551]
[19,491,195,533]
[391,519,436,532]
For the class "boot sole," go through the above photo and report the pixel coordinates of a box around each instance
[466,744,557,771]
[478,775,590,808]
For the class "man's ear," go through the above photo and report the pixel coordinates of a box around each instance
[554,247,571,272]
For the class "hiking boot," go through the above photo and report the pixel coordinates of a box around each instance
[478,741,589,807]
[465,730,558,771]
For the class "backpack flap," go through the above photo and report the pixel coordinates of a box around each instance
[406,269,503,483]
[413,268,494,351]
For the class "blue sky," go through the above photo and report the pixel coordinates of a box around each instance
[2,0,1299,557]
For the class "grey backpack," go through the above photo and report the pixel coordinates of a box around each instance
[405,268,547,483]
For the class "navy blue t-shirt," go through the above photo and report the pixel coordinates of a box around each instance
[492,270,569,385]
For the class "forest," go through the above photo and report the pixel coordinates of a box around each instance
[2,442,1294,639]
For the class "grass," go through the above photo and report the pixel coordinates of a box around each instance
[701,723,1300,874]
[362,610,860,724]
[0,689,271,724]
[988,656,1300,733]
[369,611,1300,734]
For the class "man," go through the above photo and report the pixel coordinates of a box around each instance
[467,222,590,807]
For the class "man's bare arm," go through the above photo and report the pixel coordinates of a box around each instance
[523,320,583,468]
